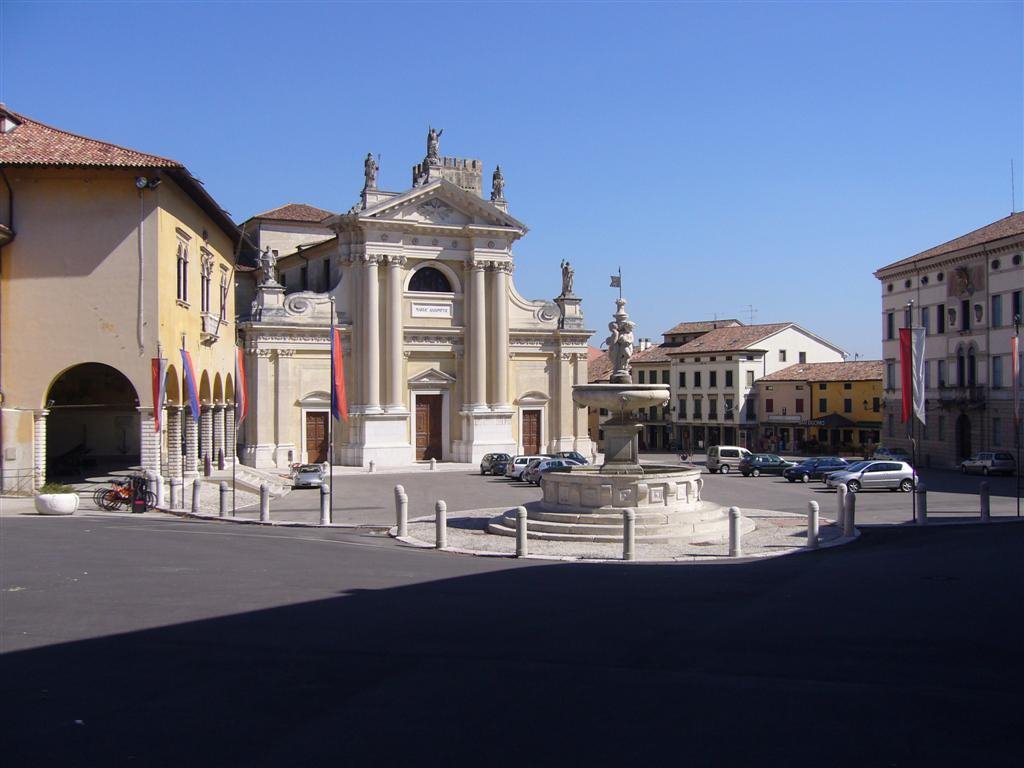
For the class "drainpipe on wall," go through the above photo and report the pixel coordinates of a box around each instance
[0,167,15,492]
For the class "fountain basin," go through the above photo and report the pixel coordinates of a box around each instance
[572,383,670,413]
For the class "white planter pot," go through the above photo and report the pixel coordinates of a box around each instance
[34,493,80,516]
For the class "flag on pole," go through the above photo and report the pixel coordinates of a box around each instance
[235,346,248,427]
[180,349,201,421]
[151,357,168,432]
[330,326,349,423]
[899,327,926,425]
[609,274,621,288]
[1012,329,1020,427]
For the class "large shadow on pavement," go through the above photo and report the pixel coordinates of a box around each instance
[3,524,1022,766]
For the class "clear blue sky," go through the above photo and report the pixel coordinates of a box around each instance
[3,1,1021,359]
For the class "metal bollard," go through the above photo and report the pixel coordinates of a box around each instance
[320,483,330,526]
[260,484,270,522]
[191,478,202,513]
[807,500,819,549]
[169,478,182,510]
[916,481,928,525]
[843,490,856,538]
[219,481,228,518]
[435,500,447,549]
[368,460,375,474]
[516,506,528,557]
[623,509,636,561]
[980,481,990,522]
[394,485,408,537]
[430,457,436,471]
[836,484,848,532]
[728,506,742,558]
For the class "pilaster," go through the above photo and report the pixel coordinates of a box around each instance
[137,407,159,475]
[32,409,48,489]
[184,411,199,476]
[167,406,183,478]
[199,405,213,464]
[212,405,226,464]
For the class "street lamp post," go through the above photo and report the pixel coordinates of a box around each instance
[1015,313,1021,518]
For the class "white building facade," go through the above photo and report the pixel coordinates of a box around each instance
[237,132,593,468]
[874,212,1023,467]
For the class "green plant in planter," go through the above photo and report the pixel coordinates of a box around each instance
[38,482,76,494]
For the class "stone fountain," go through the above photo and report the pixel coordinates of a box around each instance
[489,297,752,543]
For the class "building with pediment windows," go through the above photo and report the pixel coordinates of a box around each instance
[236,130,594,468]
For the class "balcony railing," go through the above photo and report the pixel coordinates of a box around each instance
[938,385,986,407]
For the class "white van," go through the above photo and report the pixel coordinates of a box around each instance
[505,455,546,480]
[706,445,751,474]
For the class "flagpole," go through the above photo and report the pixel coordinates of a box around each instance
[618,266,622,300]
[329,296,336,525]
[1015,313,1021,518]
[232,347,236,518]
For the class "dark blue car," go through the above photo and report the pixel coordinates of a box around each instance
[783,456,849,483]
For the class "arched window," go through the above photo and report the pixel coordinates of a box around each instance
[956,347,966,387]
[967,348,977,387]
[408,267,452,293]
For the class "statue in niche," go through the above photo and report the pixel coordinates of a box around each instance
[363,152,378,190]
[491,165,505,201]
[560,259,575,296]
[257,246,279,286]
[426,126,443,163]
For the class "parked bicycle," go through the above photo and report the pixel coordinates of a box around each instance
[93,475,156,511]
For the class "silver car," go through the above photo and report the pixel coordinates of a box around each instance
[292,464,325,488]
[960,452,1016,476]
[825,460,916,493]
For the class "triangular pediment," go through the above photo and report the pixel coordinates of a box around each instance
[408,367,457,386]
[360,180,527,234]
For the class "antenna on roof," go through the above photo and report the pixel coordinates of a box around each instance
[1012,159,1017,214]
[743,304,757,324]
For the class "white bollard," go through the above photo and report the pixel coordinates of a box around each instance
[260,483,270,522]
[396,487,409,538]
[430,457,436,471]
[843,490,856,538]
[729,506,742,558]
[980,481,990,522]
[836,483,848,532]
[320,482,330,526]
[191,478,202,513]
[219,481,228,518]
[169,478,182,510]
[515,506,528,557]
[368,460,375,474]
[916,481,928,525]
[623,509,636,561]
[807,500,819,549]
[435,500,447,549]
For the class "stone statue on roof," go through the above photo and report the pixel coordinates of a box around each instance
[560,259,574,296]
[257,246,279,287]
[426,126,443,164]
[363,152,378,190]
[491,165,505,201]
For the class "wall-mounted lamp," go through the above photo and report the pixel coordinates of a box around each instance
[135,176,161,190]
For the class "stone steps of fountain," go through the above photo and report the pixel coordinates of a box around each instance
[529,505,725,526]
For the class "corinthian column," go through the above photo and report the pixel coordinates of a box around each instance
[386,255,407,410]
[490,262,510,408]
[363,254,382,413]
[468,257,487,410]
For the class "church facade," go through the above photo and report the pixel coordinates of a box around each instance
[237,130,593,468]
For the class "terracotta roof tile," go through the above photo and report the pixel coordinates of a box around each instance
[631,344,673,364]
[588,347,613,383]
[877,212,1024,273]
[0,106,181,168]
[672,323,792,354]
[663,319,742,335]
[250,202,334,223]
[760,361,883,382]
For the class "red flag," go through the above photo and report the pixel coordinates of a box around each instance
[899,327,926,424]
[151,357,168,432]
[330,327,349,423]
[1012,331,1020,428]
[235,347,248,427]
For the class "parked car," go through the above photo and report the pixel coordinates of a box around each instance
[505,455,546,480]
[706,445,752,474]
[553,451,589,465]
[524,458,581,485]
[738,454,795,477]
[960,452,1016,476]
[825,460,916,493]
[480,453,512,476]
[783,457,849,483]
[292,464,325,488]
[872,447,912,463]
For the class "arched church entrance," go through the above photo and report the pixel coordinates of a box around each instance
[955,413,971,460]
[45,363,139,477]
